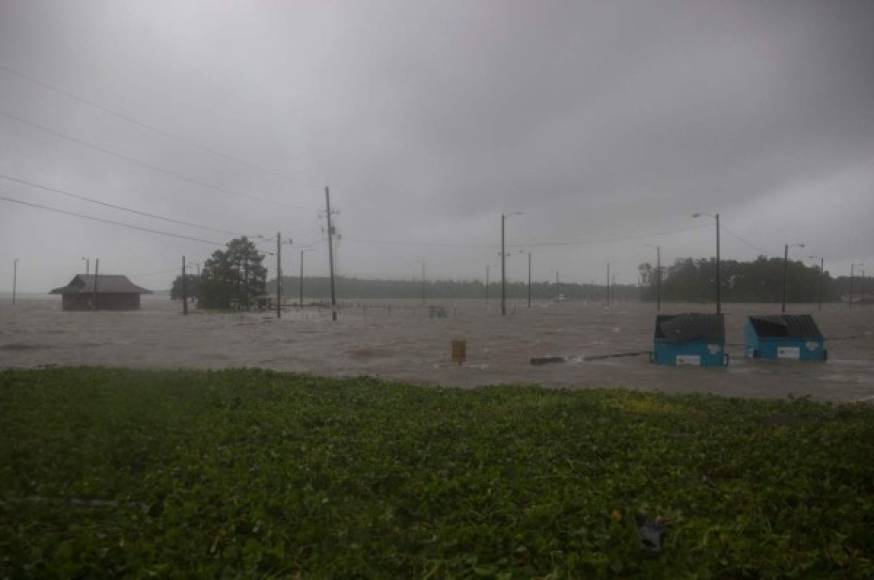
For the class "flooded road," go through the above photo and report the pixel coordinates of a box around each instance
[1,296,872,401]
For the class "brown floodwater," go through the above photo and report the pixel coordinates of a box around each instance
[1,296,872,402]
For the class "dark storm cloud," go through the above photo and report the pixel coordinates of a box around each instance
[1,0,872,290]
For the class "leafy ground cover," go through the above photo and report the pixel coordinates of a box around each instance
[1,368,872,578]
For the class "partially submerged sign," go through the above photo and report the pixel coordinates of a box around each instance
[651,313,728,367]
[744,315,826,361]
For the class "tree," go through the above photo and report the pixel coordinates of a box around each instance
[637,256,838,303]
[170,274,201,302]
[199,237,267,310]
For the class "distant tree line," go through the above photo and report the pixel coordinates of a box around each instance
[265,275,638,302]
[171,239,871,306]
[638,256,869,303]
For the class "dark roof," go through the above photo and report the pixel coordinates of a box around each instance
[654,313,725,342]
[748,315,823,339]
[50,274,152,295]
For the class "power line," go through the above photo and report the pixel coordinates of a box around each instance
[343,237,495,249]
[0,63,301,186]
[0,110,310,210]
[0,194,223,245]
[721,226,770,256]
[0,172,251,238]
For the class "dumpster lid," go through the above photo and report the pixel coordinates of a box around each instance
[748,315,822,339]
[655,313,724,342]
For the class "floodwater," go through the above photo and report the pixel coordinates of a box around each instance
[1,296,873,402]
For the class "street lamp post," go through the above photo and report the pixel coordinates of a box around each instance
[782,243,805,313]
[500,212,522,316]
[693,213,721,314]
[299,248,314,309]
[81,257,90,275]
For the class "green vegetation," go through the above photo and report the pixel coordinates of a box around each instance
[171,236,267,309]
[639,256,865,303]
[1,369,872,578]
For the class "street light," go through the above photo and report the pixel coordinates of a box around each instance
[501,212,523,316]
[645,244,661,311]
[782,243,805,313]
[81,257,90,275]
[299,248,315,309]
[692,212,720,314]
[808,256,824,311]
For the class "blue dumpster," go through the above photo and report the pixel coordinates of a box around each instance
[652,313,728,367]
[744,315,826,361]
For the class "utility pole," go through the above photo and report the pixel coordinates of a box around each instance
[606,263,611,306]
[715,213,721,315]
[692,212,721,314]
[499,212,523,315]
[93,258,99,310]
[182,255,188,315]
[325,186,337,321]
[782,244,789,313]
[82,257,89,275]
[276,233,282,319]
[656,246,661,311]
[501,214,506,316]
[527,252,532,308]
[12,258,17,305]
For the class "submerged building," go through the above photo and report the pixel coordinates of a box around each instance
[50,274,152,311]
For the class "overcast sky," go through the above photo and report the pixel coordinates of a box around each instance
[1,0,872,293]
